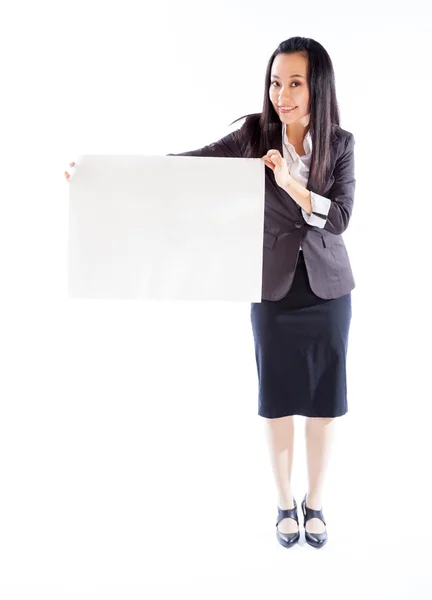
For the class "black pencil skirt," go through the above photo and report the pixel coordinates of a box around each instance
[250,250,352,419]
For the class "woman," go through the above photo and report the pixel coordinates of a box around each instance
[65,36,356,550]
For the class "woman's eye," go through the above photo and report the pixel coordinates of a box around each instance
[271,81,300,87]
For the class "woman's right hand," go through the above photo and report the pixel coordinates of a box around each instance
[64,162,76,182]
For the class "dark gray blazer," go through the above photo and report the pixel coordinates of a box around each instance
[168,123,356,301]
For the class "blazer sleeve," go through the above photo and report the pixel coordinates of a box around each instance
[166,131,242,158]
[321,132,356,235]
[303,133,356,235]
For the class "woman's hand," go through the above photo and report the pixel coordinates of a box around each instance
[261,150,292,191]
[64,162,76,182]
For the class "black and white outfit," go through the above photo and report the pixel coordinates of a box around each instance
[251,125,352,419]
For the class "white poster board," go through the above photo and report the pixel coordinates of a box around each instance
[68,155,265,301]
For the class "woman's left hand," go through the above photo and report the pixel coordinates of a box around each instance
[261,150,292,191]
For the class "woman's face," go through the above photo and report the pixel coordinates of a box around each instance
[269,52,310,128]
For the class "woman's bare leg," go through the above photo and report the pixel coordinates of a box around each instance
[264,415,298,534]
[304,417,336,534]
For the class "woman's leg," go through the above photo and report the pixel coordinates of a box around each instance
[264,415,298,534]
[304,417,336,534]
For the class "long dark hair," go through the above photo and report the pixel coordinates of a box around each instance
[229,36,341,191]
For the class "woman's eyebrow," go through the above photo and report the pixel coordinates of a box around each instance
[271,74,306,79]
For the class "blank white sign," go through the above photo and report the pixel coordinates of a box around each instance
[68,155,265,301]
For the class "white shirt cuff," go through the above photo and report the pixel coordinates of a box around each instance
[301,192,332,228]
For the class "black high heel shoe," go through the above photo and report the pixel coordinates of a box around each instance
[301,493,328,548]
[276,499,300,548]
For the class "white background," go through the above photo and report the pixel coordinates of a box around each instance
[1,0,431,598]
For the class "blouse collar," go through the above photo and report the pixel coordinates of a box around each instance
[282,123,312,156]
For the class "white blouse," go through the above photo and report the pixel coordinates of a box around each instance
[281,124,332,250]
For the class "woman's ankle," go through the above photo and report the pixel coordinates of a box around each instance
[278,495,295,509]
